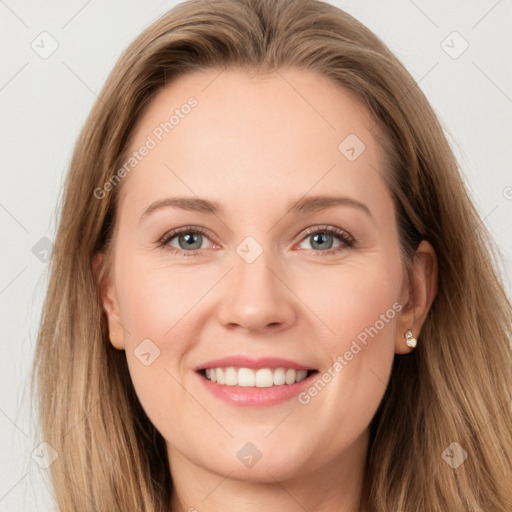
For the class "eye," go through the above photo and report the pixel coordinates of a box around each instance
[157,224,356,257]
[158,226,215,256]
[296,225,355,255]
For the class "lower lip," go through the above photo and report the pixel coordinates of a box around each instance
[196,371,316,406]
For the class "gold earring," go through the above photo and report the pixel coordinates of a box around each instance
[405,330,417,349]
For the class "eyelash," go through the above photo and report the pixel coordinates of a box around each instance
[156,224,356,257]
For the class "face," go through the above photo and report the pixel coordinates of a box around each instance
[99,67,416,483]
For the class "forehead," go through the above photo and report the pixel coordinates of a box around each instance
[131,66,376,151]
[117,67,391,223]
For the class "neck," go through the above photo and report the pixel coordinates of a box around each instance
[168,428,369,512]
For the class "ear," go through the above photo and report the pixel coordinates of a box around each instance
[93,252,126,350]
[395,240,438,354]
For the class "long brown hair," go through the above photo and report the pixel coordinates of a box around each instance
[31,0,512,510]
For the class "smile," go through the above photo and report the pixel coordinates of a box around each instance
[201,367,314,387]
[195,356,319,406]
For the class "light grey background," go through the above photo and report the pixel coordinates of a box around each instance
[1,0,511,509]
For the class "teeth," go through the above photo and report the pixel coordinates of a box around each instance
[225,367,237,386]
[255,368,274,388]
[286,368,296,385]
[203,367,310,387]
[296,369,308,382]
[273,367,286,385]
[238,367,255,387]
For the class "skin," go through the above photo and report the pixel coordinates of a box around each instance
[97,68,437,512]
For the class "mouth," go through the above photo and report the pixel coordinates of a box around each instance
[194,356,319,406]
[198,367,318,387]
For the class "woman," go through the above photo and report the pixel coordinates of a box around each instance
[31,0,512,510]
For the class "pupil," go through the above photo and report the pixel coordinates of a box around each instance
[312,233,333,250]
[180,233,201,250]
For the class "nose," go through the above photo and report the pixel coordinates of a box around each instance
[216,248,297,334]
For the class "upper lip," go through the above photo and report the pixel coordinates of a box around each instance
[195,355,316,371]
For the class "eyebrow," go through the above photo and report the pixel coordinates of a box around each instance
[139,194,372,221]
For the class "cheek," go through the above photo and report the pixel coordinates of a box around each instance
[111,246,231,418]
[331,272,400,357]
[292,252,403,354]
[113,255,206,435]
[113,252,213,344]
[292,253,402,441]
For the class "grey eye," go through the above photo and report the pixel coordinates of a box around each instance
[308,232,334,251]
[169,232,206,251]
